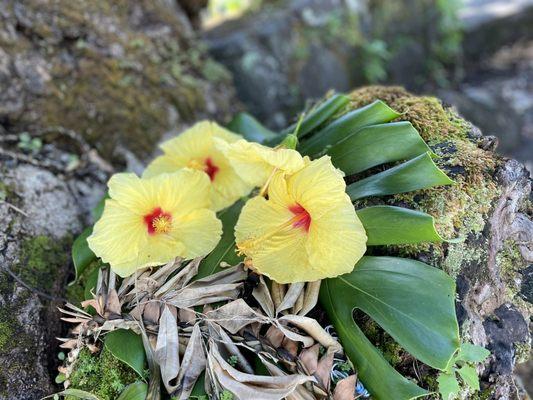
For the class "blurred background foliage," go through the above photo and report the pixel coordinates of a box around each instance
[201,0,532,171]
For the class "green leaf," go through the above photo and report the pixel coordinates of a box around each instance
[117,382,148,400]
[105,329,146,378]
[457,343,491,363]
[282,93,350,138]
[190,372,208,399]
[437,372,461,400]
[321,276,428,399]
[356,206,444,245]
[328,121,432,175]
[320,256,460,399]
[54,389,102,400]
[92,193,109,222]
[227,113,280,143]
[70,227,96,284]
[299,100,400,156]
[84,265,100,301]
[457,364,480,391]
[195,201,244,280]
[347,152,454,200]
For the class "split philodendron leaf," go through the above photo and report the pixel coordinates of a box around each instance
[66,93,470,400]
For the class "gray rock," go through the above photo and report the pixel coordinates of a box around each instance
[0,164,85,400]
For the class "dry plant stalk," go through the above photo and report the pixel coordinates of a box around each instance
[59,258,364,400]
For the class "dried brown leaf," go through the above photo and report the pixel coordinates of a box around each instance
[276,283,305,315]
[315,348,335,391]
[333,375,357,400]
[178,308,196,324]
[279,315,341,352]
[155,306,180,393]
[299,343,319,375]
[299,281,321,316]
[208,342,315,400]
[174,323,206,400]
[265,326,285,348]
[253,276,275,318]
[143,301,161,324]
[205,299,268,334]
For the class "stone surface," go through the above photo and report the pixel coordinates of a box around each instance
[0,0,238,164]
[0,163,86,400]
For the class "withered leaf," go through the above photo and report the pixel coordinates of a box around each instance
[208,342,315,400]
[333,375,357,400]
[205,299,268,334]
[155,306,180,393]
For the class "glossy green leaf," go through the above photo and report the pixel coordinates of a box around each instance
[356,205,443,245]
[457,343,490,363]
[282,93,350,138]
[329,121,432,175]
[195,201,243,280]
[83,264,100,300]
[437,372,460,400]
[92,193,108,222]
[320,256,460,399]
[117,382,148,400]
[227,112,280,143]
[105,329,146,378]
[347,152,454,200]
[300,100,400,156]
[190,372,208,399]
[70,227,96,284]
[457,365,480,391]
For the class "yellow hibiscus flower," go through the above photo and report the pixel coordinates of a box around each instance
[235,156,367,283]
[87,170,222,277]
[143,121,253,211]
[214,138,305,188]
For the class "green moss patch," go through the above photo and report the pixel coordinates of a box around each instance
[15,235,68,291]
[67,347,139,400]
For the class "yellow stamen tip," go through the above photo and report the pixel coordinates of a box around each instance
[153,215,172,234]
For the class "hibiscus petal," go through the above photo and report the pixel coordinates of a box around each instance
[173,208,222,259]
[87,199,145,273]
[306,196,367,277]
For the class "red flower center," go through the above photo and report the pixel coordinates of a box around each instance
[204,157,219,181]
[144,207,172,235]
[289,203,311,232]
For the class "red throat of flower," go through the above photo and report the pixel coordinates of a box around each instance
[289,203,311,232]
[204,157,219,181]
[144,207,172,235]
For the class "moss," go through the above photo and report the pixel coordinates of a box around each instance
[67,347,138,400]
[0,317,14,352]
[496,239,528,298]
[514,340,531,365]
[15,235,68,291]
[348,87,501,276]
[12,0,234,161]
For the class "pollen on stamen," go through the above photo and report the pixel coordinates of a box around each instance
[144,207,172,235]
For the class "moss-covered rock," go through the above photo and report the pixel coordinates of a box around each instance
[0,0,238,162]
[0,164,84,400]
[345,86,532,399]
